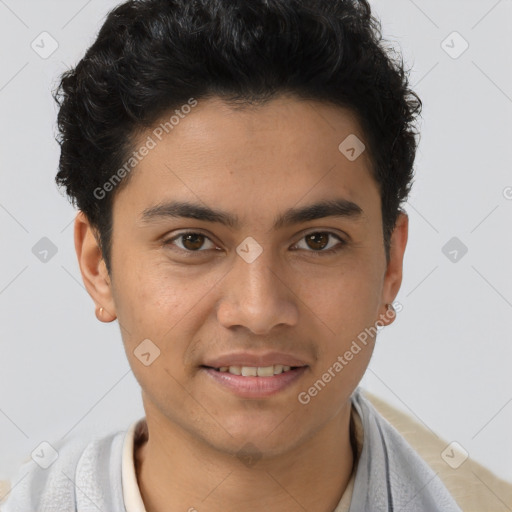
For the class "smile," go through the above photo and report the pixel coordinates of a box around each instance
[210,364,297,376]
[201,365,308,398]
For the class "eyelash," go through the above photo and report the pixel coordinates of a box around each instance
[163,231,346,257]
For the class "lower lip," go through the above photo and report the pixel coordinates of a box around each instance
[201,366,308,398]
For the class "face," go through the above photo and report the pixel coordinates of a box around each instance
[77,95,407,458]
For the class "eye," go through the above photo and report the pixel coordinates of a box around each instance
[163,230,346,256]
[292,231,346,255]
[163,232,217,252]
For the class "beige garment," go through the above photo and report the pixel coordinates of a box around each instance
[363,390,512,512]
[123,417,148,512]
[0,481,9,507]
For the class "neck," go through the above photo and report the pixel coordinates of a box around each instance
[134,401,355,512]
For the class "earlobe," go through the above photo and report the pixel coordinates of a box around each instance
[376,302,397,329]
[74,211,117,322]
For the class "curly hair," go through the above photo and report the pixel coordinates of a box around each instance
[54,0,422,276]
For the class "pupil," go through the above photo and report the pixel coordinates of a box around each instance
[183,234,204,250]
[307,233,328,250]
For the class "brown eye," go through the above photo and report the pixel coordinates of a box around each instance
[293,231,345,255]
[305,233,329,250]
[164,232,216,252]
[181,233,206,250]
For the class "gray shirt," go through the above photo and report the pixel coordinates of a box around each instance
[1,387,462,511]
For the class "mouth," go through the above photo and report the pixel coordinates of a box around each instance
[200,364,308,398]
[202,364,302,377]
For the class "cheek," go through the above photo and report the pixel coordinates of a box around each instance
[113,258,223,366]
[114,259,187,329]
[116,268,199,406]
[297,262,382,340]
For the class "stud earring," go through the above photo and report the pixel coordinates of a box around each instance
[386,303,396,315]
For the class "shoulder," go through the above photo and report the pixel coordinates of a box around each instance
[350,387,461,511]
[1,427,128,512]
[356,388,512,512]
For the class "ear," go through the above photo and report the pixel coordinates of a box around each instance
[377,210,408,327]
[74,211,117,322]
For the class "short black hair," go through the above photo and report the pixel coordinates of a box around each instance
[54,0,422,276]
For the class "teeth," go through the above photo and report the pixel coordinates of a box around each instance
[214,365,296,376]
[257,366,274,377]
[241,366,258,377]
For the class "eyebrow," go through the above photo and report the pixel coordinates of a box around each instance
[139,198,364,230]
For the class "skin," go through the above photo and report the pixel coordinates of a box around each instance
[75,95,408,512]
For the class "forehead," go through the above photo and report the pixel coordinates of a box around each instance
[113,95,380,227]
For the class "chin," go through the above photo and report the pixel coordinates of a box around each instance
[213,412,307,451]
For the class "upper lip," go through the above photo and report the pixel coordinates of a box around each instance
[202,351,309,368]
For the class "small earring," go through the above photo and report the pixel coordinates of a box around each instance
[386,303,395,314]
[99,307,104,316]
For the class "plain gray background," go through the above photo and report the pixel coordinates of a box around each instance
[0,0,511,490]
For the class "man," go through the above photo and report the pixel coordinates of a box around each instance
[2,0,464,510]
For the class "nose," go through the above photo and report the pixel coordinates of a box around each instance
[216,250,299,335]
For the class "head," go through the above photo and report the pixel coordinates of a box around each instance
[57,0,421,457]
